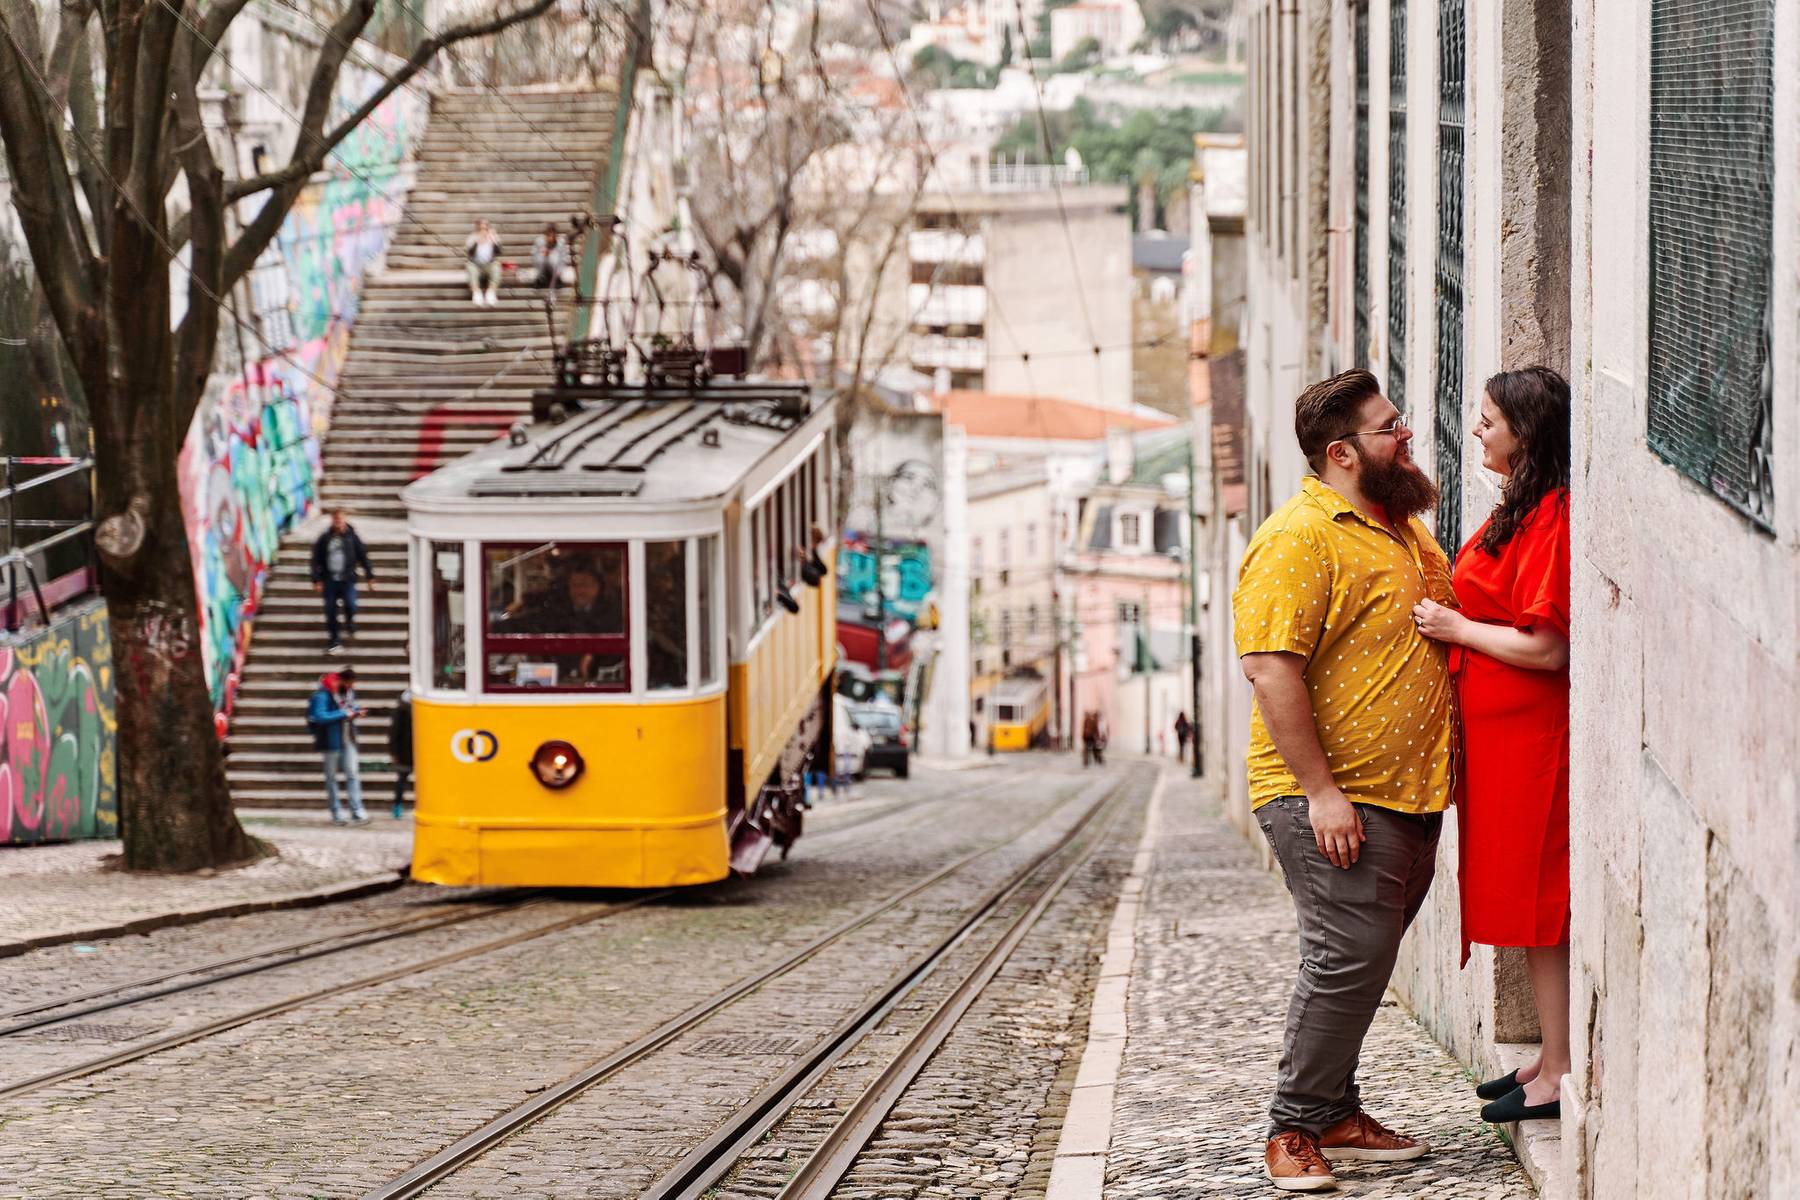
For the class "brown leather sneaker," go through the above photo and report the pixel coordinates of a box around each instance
[1318,1110,1429,1162]
[1264,1130,1338,1192]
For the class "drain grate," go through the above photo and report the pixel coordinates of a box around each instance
[29,1021,165,1043]
[684,1034,810,1057]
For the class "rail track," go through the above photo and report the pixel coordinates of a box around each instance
[0,767,1046,1107]
[361,764,1141,1199]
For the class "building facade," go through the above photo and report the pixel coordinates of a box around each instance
[907,178,1134,407]
[1233,2,1797,1195]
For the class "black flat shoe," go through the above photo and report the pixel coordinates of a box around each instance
[1481,1086,1561,1124]
[1475,1069,1522,1100]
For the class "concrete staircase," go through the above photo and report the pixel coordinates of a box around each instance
[226,86,615,809]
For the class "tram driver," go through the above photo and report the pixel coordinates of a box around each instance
[491,551,626,687]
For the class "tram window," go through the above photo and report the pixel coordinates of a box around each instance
[697,535,718,684]
[645,541,688,690]
[753,508,769,621]
[482,542,629,691]
[430,541,466,690]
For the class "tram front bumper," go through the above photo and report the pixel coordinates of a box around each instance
[410,814,729,888]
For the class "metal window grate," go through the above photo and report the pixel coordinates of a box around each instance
[1433,0,1466,552]
[1647,0,1776,529]
[1387,0,1408,411]
[1353,3,1371,369]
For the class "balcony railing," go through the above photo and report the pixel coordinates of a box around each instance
[908,228,986,266]
[907,283,987,326]
[910,335,987,371]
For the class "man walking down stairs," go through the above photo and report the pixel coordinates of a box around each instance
[225,86,617,812]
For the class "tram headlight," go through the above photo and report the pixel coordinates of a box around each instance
[529,740,585,789]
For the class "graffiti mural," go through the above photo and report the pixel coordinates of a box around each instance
[1,600,117,844]
[178,73,425,716]
[837,534,934,621]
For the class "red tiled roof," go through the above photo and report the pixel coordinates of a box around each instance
[928,391,1175,441]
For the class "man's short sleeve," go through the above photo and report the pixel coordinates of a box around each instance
[1233,527,1330,659]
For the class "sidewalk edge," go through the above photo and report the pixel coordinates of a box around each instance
[0,868,410,960]
[1045,765,1168,1198]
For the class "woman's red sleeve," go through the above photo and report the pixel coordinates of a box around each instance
[1511,491,1570,637]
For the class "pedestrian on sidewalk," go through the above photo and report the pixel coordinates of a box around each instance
[309,669,369,825]
[310,509,374,654]
[1411,366,1572,1127]
[1174,710,1192,761]
[388,687,414,820]
[464,219,503,306]
[531,223,568,302]
[1233,369,1454,1191]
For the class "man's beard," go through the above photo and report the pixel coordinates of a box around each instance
[1358,449,1441,518]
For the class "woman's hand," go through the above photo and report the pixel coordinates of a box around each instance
[1411,597,1467,644]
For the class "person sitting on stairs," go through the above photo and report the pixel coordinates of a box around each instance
[464,219,503,306]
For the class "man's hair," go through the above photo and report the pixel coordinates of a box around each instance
[1294,369,1384,472]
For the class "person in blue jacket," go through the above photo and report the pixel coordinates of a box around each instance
[308,670,368,824]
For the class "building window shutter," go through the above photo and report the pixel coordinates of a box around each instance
[1432,0,1467,552]
[1647,0,1777,528]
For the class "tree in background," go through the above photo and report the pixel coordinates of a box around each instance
[0,0,568,871]
[1054,35,1101,73]
[910,45,998,89]
[992,100,1235,229]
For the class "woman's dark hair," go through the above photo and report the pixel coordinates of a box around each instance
[1478,366,1570,555]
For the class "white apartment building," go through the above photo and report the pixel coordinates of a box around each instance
[966,466,1059,702]
[1049,0,1147,63]
[906,175,1134,407]
[1233,3,1797,1196]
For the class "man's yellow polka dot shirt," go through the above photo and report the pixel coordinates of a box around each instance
[1233,477,1458,814]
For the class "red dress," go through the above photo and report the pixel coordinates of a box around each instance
[1451,491,1570,966]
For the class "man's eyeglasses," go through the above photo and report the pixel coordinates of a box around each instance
[1338,414,1409,441]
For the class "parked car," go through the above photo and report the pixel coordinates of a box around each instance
[832,694,871,780]
[849,701,910,779]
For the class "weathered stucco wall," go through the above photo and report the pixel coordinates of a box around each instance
[1566,1,1798,1194]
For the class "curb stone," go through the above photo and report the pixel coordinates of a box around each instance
[0,868,409,959]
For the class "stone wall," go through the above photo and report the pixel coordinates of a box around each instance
[1566,1,1798,1193]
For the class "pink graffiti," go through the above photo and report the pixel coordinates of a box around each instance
[0,654,52,842]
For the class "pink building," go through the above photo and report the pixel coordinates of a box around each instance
[1064,427,1193,757]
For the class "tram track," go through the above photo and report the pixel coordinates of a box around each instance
[652,767,1140,1200]
[0,767,1043,1108]
[0,889,544,1034]
[361,764,1138,1200]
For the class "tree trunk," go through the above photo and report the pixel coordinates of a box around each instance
[95,404,267,872]
[84,220,266,871]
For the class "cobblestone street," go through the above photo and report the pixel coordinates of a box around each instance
[0,759,1537,1198]
[1103,777,1533,1198]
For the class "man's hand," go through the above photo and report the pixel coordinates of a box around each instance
[1308,788,1364,869]
[366,579,377,592]
[312,581,322,594]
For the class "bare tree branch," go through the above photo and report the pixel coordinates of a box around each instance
[223,0,560,204]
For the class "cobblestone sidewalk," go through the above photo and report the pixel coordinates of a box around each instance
[0,812,409,953]
[1103,777,1533,1198]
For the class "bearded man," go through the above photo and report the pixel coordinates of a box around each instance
[1232,369,1458,1192]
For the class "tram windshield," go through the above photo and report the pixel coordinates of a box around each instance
[483,542,629,691]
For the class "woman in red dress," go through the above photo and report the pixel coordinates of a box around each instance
[1413,366,1570,1126]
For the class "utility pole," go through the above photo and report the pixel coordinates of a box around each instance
[873,474,887,671]
[1187,432,1204,778]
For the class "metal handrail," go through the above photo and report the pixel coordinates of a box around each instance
[3,456,97,633]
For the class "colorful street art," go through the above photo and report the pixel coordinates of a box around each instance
[178,72,426,716]
[837,534,934,622]
[1,600,117,844]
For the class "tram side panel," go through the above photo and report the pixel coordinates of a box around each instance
[729,554,835,796]
[410,694,730,888]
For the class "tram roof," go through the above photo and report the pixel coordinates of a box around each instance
[402,385,826,513]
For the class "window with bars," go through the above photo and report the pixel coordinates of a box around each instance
[1387,0,1408,410]
[1353,2,1371,369]
[1646,0,1776,529]
[1433,0,1466,552]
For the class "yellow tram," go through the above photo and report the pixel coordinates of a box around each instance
[988,672,1050,752]
[400,381,837,887]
